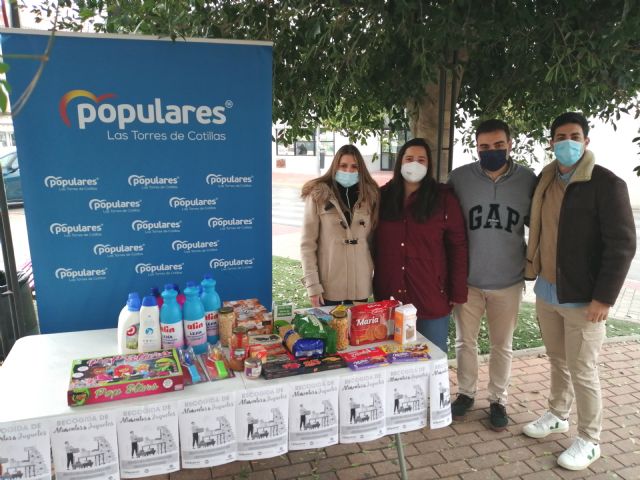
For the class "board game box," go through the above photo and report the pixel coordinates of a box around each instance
[67,349,184,406]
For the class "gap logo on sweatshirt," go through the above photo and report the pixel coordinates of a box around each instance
[468,203,526,233]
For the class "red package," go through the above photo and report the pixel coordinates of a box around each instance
[339,347,386,363]
[349,299,400,346]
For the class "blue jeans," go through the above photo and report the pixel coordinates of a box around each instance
[416,315,450,354]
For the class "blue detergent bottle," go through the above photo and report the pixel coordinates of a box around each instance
[160,284,184,349]
[183,284,208,354]
[201,274,221,344]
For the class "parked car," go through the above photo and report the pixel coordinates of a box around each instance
[0,149,22,205]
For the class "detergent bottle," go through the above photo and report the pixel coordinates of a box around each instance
[117,292,141,354]
[138,295,161,352]
[201,274,221,344]
[183,284,208,354]
[160,284,184,349]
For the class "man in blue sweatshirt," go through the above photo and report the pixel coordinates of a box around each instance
[448,119,536,431]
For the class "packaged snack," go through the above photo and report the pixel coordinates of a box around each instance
[283,329,325,358]
[293,314,329,339]
[261,360,305,379]
[249,345,268,363]
[349,299,400,346]
[223,298,271,334]
[340,347,386,363]
[348,356,390,370]
[248,333,287,356]
[380,343,430,359]
[394,304,417,344]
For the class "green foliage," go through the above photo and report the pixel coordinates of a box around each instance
[28,1,640,166]
[272,255,310,309]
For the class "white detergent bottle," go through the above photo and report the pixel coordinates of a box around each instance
[138,295,161,352]
[117,292,141,354]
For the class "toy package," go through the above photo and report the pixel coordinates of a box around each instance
[68,349,184,406]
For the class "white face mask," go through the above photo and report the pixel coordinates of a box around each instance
[400,162,428,183]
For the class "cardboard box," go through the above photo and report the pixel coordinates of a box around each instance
[67,349,184,406]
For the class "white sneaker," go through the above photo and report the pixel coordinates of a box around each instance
[558,437,601,470]
[522,411,570,438]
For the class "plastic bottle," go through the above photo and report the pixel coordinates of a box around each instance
[201,275,221,344]
[151,286,164,308]
[182,284,208,354]
[160,284,184,349]
[173,283,186,307]
[117,292,141,354]
[138,295,161,352]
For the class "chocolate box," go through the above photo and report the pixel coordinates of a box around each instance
[67,349,184,406]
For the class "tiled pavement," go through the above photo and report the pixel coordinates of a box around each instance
[138,338,640,480]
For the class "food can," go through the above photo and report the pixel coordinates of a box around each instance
[244,357,262,380]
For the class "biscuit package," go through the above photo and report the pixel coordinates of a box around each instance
[349,299,400,346]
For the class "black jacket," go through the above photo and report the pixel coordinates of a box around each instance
[525,151,636,305]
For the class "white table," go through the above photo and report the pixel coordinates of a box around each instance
[0,329,449,479]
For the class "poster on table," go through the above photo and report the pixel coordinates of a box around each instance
[0,420,52,480]
[0,29,273,334]
[429,358,452,428]
[288,377,339,450]
[236,385,288,460]
[385,364,430,434]
[50,412,119,480]
[177,393,237,468]
[339,372,386,443]
[116,402,180,478]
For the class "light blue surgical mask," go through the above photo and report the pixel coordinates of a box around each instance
[554,139,584,167]
[335,171,359,188]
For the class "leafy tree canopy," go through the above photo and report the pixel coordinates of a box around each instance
[27,0,640,168]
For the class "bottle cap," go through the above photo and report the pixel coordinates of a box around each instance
[163,283,175,291]
[141,295,157,307]
[186,281,197,288]
[127,293,141,311]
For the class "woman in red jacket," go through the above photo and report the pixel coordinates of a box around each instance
[374,138,468,353]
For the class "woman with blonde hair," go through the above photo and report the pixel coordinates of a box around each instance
[300,145,379,306]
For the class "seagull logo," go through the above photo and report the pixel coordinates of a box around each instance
[59,90,116,127]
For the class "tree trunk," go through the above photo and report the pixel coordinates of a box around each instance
[408,51,466,182]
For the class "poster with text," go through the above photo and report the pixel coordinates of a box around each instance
[429,358,452,428]
[116,402,180,478]
[178,393,237,468]
[236,385,288,460]
[288,378,339,450]
[0,420,51,480]
[50,412,119,480]
[339,372,386,443]
[385,364,430,434]
[1,30,273,333]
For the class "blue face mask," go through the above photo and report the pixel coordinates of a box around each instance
[554,139,584,167]
[335,171,359,188]
[479,149,508,172]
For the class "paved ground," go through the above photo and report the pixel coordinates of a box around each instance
[136,338,640,480]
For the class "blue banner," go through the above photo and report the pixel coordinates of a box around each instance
[1,30,272,333]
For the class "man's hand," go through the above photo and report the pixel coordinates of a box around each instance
[586,299,610,323]
[310,294,324,307]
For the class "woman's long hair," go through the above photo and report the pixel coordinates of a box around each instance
[301,144,379,224]
[379,138,439,223]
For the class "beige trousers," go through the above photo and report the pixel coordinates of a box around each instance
[536,297,605,443]
[453,282,523,404]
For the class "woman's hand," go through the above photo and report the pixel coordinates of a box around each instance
[310,294,324,307]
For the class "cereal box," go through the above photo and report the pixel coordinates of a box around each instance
[393,304,417,344]
[349,299,400,346]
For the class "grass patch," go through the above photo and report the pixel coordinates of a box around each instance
[272,256,640,359]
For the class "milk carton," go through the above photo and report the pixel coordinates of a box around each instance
[393,304,417,344]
